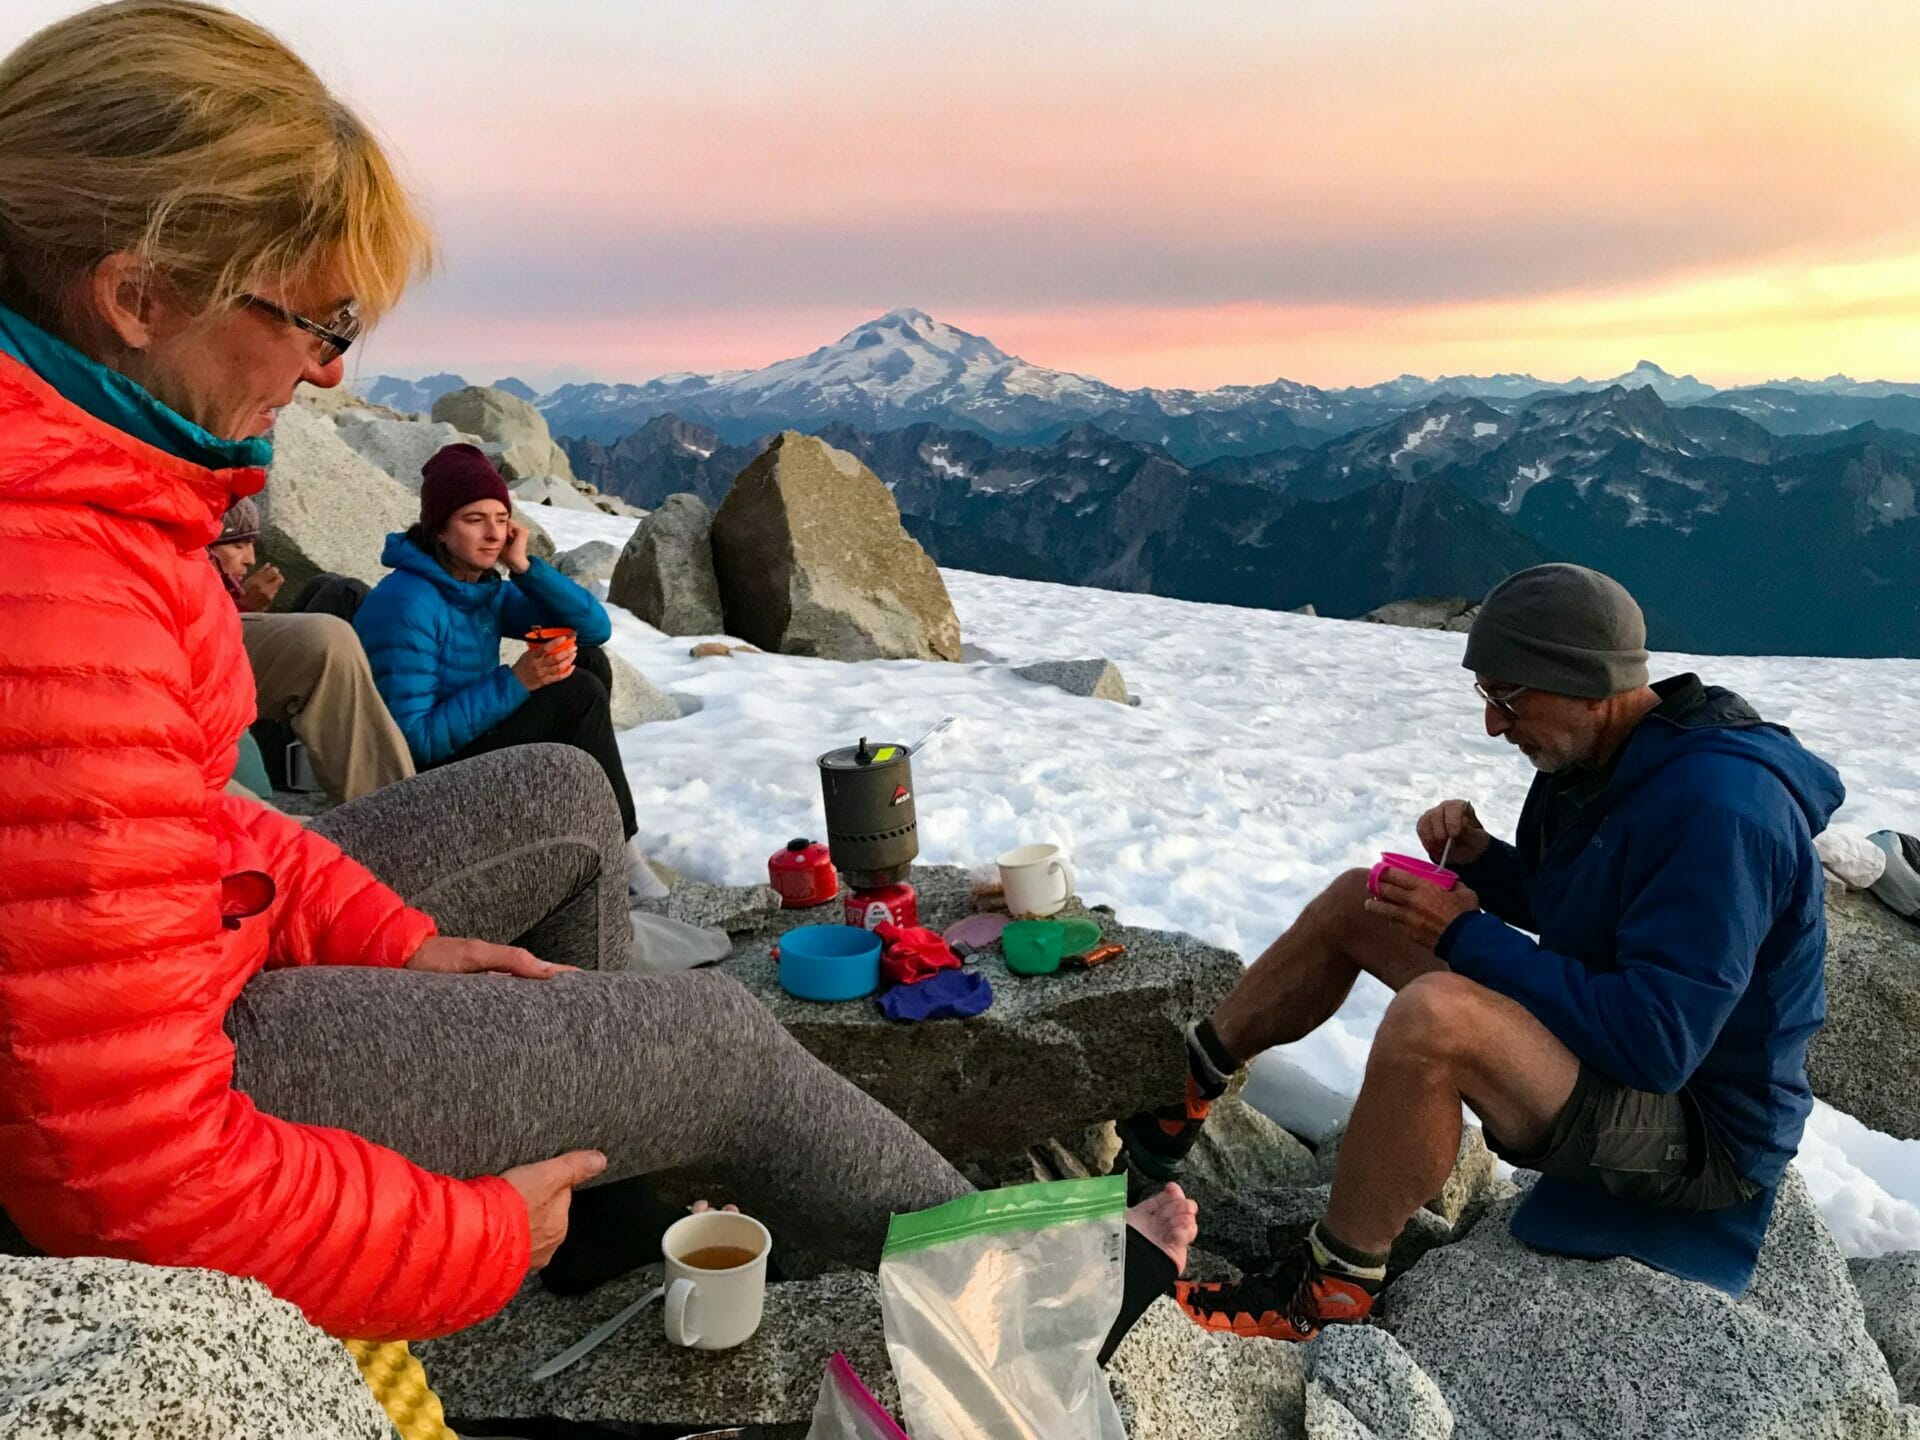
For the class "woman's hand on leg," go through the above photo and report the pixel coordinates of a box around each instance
[504,1150,608,1268]
[406,935,577,978]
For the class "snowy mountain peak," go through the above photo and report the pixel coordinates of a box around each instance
[714,309,1123,422]
[1596,360,1715,404]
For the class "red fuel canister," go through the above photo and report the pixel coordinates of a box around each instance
[768,838,839,909]
[845,881,918,932]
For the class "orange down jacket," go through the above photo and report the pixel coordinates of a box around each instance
[0,354,529,1340]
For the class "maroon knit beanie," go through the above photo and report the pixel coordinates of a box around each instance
[418,443,513,538]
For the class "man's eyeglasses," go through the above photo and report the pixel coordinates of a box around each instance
[241,294,360,364]
[1474,681,1531,717]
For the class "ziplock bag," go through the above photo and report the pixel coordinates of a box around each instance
[878,1175,1127,1440]
[804,1352,912,1440]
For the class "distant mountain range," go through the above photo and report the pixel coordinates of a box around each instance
[364,308,1920,464]
[561,388,1920,659]
[364,310,1920,657]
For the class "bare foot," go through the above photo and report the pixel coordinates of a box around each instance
[1125,1183,1198,1275]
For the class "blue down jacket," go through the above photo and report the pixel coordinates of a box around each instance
[355,532,611,766]
[1438,675,1844,1293]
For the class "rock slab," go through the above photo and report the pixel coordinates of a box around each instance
[1363,597,1480,632]
[632,878,784,935]
[512,472,603,513]
[1013,658,1133,705]
[1852,1252,1920,1403]
[1384,1169,1918,1439]
[710,432,962,662]
[1109,1296,1307,1439]
[610,493,727,636]
[1304,1324,1453,1440]
[722,864,1240,1162]
[431,385,576,483]
[1808,889,1920,1140]
[417,1268,893,1433]
[0,1255,389,1439]
[333,410,470,489]
[260,403,418,596]
[555,539,622,588]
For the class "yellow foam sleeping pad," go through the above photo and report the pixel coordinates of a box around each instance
[343,1340,458,1440]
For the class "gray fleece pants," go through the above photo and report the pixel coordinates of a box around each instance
[225,744,969,1267]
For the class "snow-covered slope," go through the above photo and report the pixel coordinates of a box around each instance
[539,506,1920,1256]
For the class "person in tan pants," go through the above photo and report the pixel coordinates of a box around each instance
[210,500,413,803]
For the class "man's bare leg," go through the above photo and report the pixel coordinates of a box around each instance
[1175,968,1582,1342]
[1210,867,1450,1063]
[1118,867,1450,1185]
[1323,971,1580,1252]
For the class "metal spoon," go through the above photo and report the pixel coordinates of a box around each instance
[528,1284,665,1381]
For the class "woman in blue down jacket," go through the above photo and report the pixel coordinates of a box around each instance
[356,444,640,848]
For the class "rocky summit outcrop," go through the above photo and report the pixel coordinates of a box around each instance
[431,384,576,484]
[1382,1170,1920,1440]
[1809,889,1920,1140]
[724,864,1238,1162]
[1362,597,1481,632]
[610,492,727,636]
[260,403,419,595]
[710,432,962,662]
[1,1255,389,1439]
[1852,1252,1920,1404]
[1013,657,1133,705]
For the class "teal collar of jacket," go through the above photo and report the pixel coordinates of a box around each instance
[0,301,272,473]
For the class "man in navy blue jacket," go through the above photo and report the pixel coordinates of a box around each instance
[1124,564,1843,1341]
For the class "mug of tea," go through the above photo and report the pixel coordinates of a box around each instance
[997,843,1076,918]
[660,1209,771,1351]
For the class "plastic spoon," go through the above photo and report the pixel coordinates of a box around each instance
[528,1285,665,1381]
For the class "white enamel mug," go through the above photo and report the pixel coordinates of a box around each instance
[997,843,1077,918]
[660,1210,771,1351]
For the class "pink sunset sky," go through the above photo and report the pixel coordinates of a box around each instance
[10,0,1920,391]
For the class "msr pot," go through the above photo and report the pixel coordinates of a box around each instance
[818,736,918,888]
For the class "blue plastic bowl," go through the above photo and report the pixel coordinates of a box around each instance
[778,925,882,1002]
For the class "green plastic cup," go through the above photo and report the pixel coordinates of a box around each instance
[1058,917,1102,955]
[1003,920,1067,976]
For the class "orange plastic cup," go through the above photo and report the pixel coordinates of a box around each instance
[525,626,577,651]
[524,626,577,676]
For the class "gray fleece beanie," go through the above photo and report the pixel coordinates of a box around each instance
[214,496,260,546]
[1462,563,1649,699]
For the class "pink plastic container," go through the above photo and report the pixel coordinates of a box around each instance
[1367,851,1460,898]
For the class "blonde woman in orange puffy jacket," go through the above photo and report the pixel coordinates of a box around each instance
[0,2,1011,1344]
